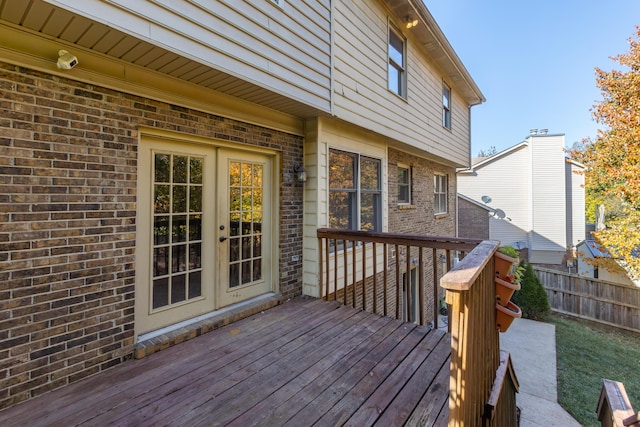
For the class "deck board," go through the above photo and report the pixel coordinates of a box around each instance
[0,297,451,426]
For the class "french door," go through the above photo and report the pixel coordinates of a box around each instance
[136,138,275,335]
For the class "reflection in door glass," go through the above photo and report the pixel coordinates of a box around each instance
[228,161,263,287]
[152,153,204,310]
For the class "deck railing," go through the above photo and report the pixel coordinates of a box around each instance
[597,379,640,427]
[317,228,481,328]
[441,240,519,426]
[316,230,520,425]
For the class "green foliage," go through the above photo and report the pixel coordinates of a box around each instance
[497,245,519,258]
[552,314,640,426]
[511,262,550,320]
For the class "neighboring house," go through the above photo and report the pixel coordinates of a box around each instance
[0,0,483,408]
[577,240,639,286]
[458,129,585,267]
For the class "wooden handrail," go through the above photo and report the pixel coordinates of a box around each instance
[317,228,481,328]
[597,379,639,427]
[317,228,482,251]
[440,239,519,426]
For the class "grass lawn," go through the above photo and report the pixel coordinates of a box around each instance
[551,314,640,426]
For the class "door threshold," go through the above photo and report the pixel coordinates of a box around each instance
[134,293,282,359]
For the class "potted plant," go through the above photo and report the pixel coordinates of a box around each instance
[496,301,522,332]
[494,246,519,280]
[495,262,524,306]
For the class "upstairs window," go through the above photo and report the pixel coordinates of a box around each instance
[434,174,448,214]
[442,83,451,129]
[329,149,382,232]
[397,165,411,204]
[388,27,406,98]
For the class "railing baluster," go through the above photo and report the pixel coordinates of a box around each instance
[405,245,411,323]
[433,248,438,330]
[372,242,377,315]
[419,247,424,326]
[395,244,400,321]
[362,242,367,311]
[333,239,338,301]
[343,239,348,306]
[383,243,388,317]
[319,237,324,300]
[352,240,357,309]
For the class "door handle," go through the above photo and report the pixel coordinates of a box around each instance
[219,236,227,242]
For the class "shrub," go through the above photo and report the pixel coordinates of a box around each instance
[512,261,550,320]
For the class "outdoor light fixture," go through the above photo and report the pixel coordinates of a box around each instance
[294,165,307,183]
[406,17,419,28]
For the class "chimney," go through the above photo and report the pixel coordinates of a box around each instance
[539,129,548,135]
[529,129,538,135]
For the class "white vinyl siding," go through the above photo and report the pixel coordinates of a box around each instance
[332,0,472,167]
[458,144,531,248]
[531,135,567,253]
[48,0,332,111]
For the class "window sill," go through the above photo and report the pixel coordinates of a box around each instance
[434,212,449,219]
[397,204,415,210]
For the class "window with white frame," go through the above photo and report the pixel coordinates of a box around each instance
[434,174,448,214]
[397,164,411,204]
[329,149,382,232]
[388,26,406,98]
[442,83,451,129]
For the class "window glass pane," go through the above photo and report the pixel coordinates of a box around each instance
[399,185,409,204]
[190,158,202,184]
[329,191,355,229]
[188,271,202,298]
[154,216,169,245]
[360,193,380,231]
[152,278,169,309]
[173,185,187,213]
[154,185,170,214]
[189,186,202,212]
[171,274,186,304]
[443,86,450,108]
[173,156,188,183]
[329,150,355,189]
[154,154,170,183]
[361,157,380,190]
[388,65,400,93]
[389,30,404,65]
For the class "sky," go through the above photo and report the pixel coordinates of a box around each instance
[425,1,640,155]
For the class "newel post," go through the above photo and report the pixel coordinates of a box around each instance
[441,240,502,426]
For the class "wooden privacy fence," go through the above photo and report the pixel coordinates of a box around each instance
[317,228,481,328]
[534,267,640,333]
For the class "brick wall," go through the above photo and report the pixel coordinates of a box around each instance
[386,148,457,322]
[457,197,490,240]
[0,62,304,408]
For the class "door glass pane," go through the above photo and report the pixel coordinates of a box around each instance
[228,160,263,288]
[151,152,204,310]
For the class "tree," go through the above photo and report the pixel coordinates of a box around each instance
[476,146,497,157]
[570,26,640,275]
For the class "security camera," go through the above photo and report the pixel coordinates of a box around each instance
[57,50,78,69]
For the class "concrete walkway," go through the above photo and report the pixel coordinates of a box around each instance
[500,317,581,427]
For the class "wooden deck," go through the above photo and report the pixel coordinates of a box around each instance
[0,297,451,426]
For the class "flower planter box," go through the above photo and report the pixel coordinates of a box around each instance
[495,276,521,306]
[494,251,518,280]
[496,301,522,332]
